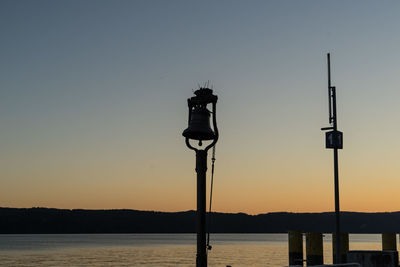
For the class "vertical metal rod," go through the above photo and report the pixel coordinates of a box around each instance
[331,85,341,264]
[333,147,341,263]
[327,53,341,264]
[327,53,332,124]
[196,150,207,267]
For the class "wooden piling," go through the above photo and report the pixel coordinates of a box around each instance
[289,231,303,266]
[382,233,397,251]
[306,232,323,266]
[332,232,349,263]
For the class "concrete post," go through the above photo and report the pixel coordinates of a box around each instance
[382,233,397,251]
[289,231,304,266]
[306,232,323,266]
[333,232,349,263]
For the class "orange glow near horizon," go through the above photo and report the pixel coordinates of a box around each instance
[3,150,400,215]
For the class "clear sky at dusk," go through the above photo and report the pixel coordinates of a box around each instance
[1,1,400,214]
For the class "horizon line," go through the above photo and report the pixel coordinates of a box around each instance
[2,207,400,216]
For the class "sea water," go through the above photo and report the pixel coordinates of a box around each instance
[0,233,383,266]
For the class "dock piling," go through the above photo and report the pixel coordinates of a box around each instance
[382,233,397,251]
[333,232,349,263]
[306,232,323,266]
[289,231,304,266]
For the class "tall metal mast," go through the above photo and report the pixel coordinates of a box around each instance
[321,53,343,264]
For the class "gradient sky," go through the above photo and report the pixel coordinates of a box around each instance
[1,1,400,214]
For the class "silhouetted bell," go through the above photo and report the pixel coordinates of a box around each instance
[182,106,215,141]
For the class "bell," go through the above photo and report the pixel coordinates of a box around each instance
[182,106,215,141]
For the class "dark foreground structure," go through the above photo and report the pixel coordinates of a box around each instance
[289,231,399,267]
[2,207,400,234]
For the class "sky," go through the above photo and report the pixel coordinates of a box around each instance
[1,1,400,214]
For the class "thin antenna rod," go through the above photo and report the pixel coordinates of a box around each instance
[328,53,332,124]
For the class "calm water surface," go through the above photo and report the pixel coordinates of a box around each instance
[0,234,383,266]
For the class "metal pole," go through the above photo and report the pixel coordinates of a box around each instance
[333,147,341,263]
[328,54,332,124]
[196,150,207,267]
[331,85,341,264]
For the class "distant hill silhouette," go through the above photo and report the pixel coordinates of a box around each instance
[1,207,400,234]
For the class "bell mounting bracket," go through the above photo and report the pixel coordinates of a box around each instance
[188,88,218,108]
